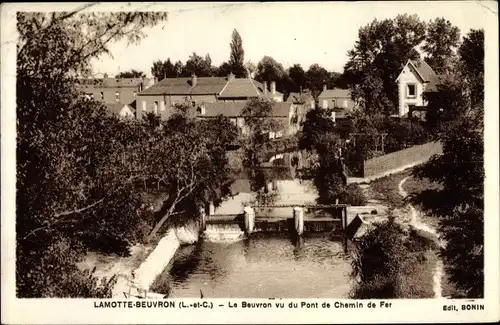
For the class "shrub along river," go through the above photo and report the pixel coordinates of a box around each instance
[150,233,353,298]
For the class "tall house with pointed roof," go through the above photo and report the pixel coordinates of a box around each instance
[396,59,438,117]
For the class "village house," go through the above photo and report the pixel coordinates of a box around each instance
[395,59,438,118]
[135,73,283,119]
[104,102,136,119]
[286,91,316,111]
[317,86,356,123]
[199,100,305,139]
[76,76,156,105]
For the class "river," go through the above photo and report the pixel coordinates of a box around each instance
[151,233,353,298]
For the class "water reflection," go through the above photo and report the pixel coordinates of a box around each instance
[158,234,353,298]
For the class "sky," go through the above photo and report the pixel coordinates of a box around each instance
[90,1,495,77]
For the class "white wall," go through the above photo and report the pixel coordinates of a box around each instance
[397,64,426,117]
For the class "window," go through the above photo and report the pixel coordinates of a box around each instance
[331,99,336,108]
[342,100,348,109]
[133,91,136,98]
[331,111,336,123]
[115,91,120,102]
[142,101,147,111]
[100,92,104,100]
[160,100,166,111]
[407,84,416,98]
[322,99,328,109]
[153,101,159,115]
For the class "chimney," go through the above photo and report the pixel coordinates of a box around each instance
[270,81,276,95]
[191,74,197,87]
[323,83,327,91]
[228,72,235,81]
[263,81,268,95]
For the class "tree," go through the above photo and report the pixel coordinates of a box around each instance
[240,98,282,191]
[184,52,213,77]
[423,18,460,74]
[217,61,232,77]
[351,219,435,298]
[305,63,330,98]
[17,10,169,297]
[115,69,146,78]
[245,60,256,79]
[458,29,484,110]
[228,29,247,78]
[151,58,179,80]
[412,30,484,297]
[145,110,238,240]
[288,64,307,93]
[255,56,287,92]
[344,14,426,114]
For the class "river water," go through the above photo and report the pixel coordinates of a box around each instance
[152,233,353,298]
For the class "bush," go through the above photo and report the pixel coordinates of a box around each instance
[350,219,436,299]
[339,184,367,206]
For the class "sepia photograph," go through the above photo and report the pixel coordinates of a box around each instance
[1,1,498,323]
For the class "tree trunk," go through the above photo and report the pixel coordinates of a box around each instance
[147,205,175,242]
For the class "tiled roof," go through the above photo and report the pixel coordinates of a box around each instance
[219,78,261,97]
[138,77,228,95]
[76,77,151,88]
[105,103,127,115]
[318,88,351,98]
[201,101,292,117]
[424,74,446,93]
[410,60,437,82]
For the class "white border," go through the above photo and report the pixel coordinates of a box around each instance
[1,2,499,324]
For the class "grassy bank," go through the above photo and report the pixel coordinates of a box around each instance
[367,171,411,208]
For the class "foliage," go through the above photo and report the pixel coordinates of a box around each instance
[412,117,483,298]
[339,184,367,206]
[305,64,330,98]
[343,14,427,114]
[255,56,288,92]
[115,69,146,78]
[17,10,168,298]
[228,29,247,77]
[16,10,235,298]
[423,17,460,74]
[184,52,214,77]
[412,29,484,298]
[151,58,184,79]
[351,220,435,298]
[298,108,336,151]
[288,64,307,93]
[240,98,282,190]
[458,29,484,111]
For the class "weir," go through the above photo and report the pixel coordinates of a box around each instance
[204,204,349,236]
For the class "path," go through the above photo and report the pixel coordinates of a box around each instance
[398,176,444,299]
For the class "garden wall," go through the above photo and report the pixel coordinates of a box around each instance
[363,141,442,178]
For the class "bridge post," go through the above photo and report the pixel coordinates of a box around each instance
[208,202,215,216]
[199,207,207,231]
[293,207,304,236]
[243,206,255,234]
[272,179,278,191]
[341,207,347,230]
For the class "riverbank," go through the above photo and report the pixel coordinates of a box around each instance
[352,169,443,298]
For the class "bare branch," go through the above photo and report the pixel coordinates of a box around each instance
[54,198,104,218]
